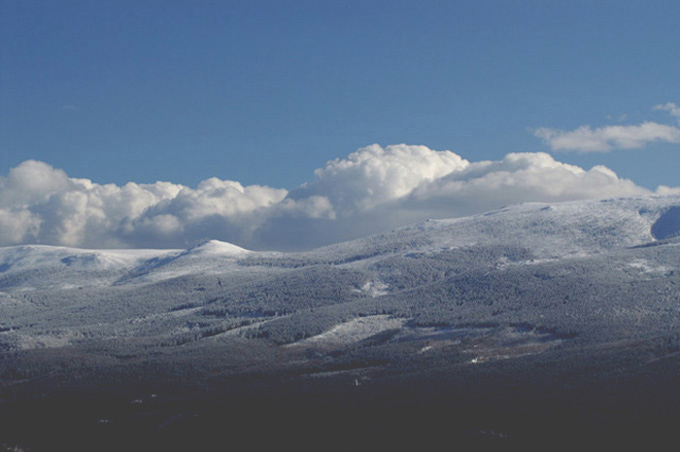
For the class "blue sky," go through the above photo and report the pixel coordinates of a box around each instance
[2,0,679,189]
[0,1,679,249]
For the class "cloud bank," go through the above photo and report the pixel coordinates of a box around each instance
[534,103,680,152]
[0,144,665,250]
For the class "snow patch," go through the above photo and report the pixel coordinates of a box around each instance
[463,326,567,364]
[353,280,389,297]
[290,315,406,347]
[16,329,82,350]
[628,259,670,274]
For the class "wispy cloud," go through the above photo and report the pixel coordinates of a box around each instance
[0,144,664,250]
[534,122,680,152]
[534,102,680,152]
[654,102,680,122]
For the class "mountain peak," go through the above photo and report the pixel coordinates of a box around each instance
[186,240,251,256]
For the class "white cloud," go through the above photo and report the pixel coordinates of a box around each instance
[0,160,72,207]
[409,153,646,208]
[656,185,680,196]
[0,208,41,244]
[289,144,469,213]
[0,160,287,249]
[654,102,680,122]
[535,102,680,152]
[534,122,680,152]
[0,145,670,250]
[255,147,653,249]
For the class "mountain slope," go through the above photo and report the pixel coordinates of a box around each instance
[1,194,680,450]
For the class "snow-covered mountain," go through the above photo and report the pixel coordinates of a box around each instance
[1,194,680,450]
[2,194,677,291]
[0,193,677,352]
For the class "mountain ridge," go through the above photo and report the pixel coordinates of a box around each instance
[1,194,678,290]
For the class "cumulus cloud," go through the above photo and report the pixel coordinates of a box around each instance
[534,102,680,152]
[0,160,72,207]
[0,160,286,249]
[289,144,469,213]
[255,149,651,249]
[0,144,669,250]
[411,152,646,205]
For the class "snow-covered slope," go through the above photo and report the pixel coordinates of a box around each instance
[187,239,251,256]
[1,195,678,290]
[0,245,179,291]
[119,239,260,283]
[0,240,248,280]
[307,195,680,263]
[0,194,679,354]
[0,245,174,274]
[0,239,257,289]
